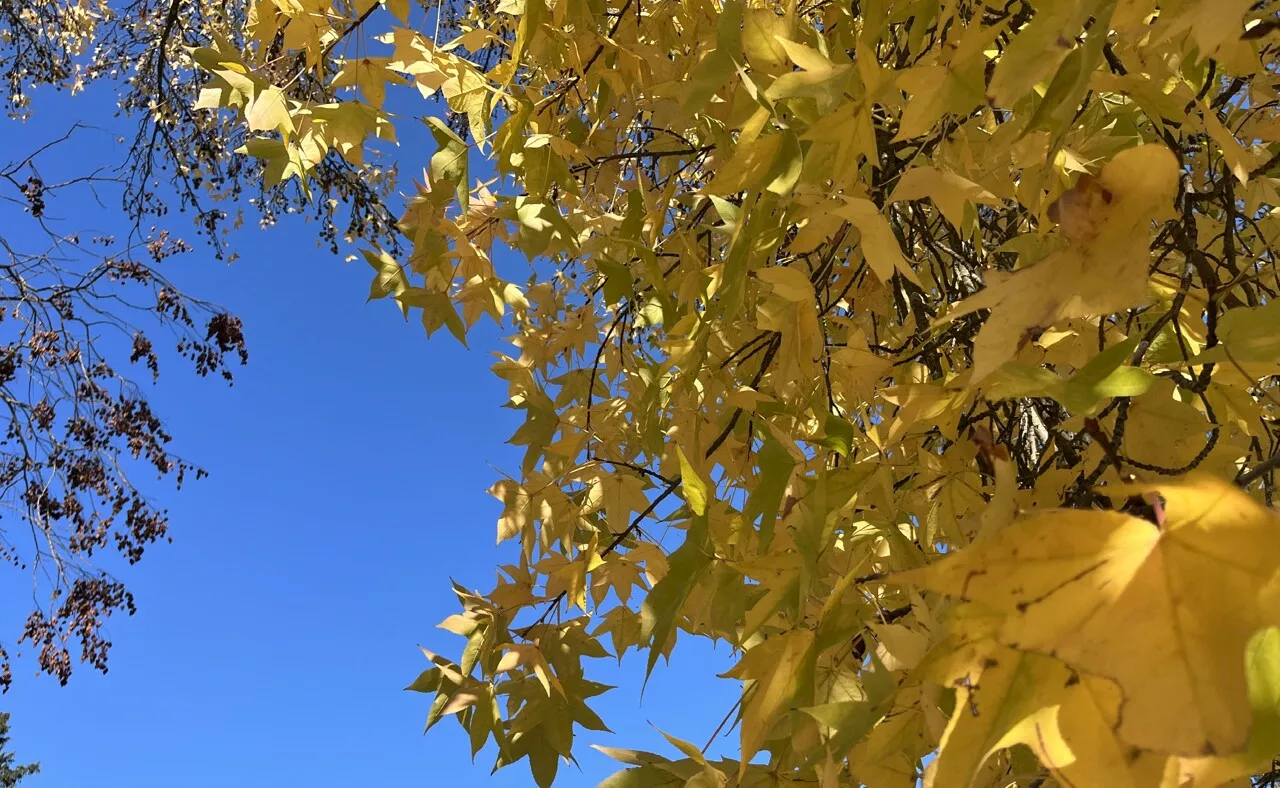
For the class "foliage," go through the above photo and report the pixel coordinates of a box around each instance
[0,15,261,685]
[34,0,1280,783]
[1,0,403,258]
[0,99,248,685]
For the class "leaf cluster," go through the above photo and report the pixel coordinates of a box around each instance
[113,0,1280,784]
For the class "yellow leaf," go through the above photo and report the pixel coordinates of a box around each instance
[1191,299,1280,375]
[676,446,709,516]
[765,64,852,103]
[986,0,1100,108]
[896,475,1280,756]
[235,137,308,188]
[870,623,929,671]
[721,628,816,773]
[706,135,783,196]
[495,643,564,696]
[776,37,833,72]
[1176,627,1280,784]
[1201,108,1255,184]
[1123,379,1212,469]
[894,66,983,141]
[756,289,822,379]
[245,85,294,136]
[742,8,789,74]
[488,479,530,543]
[756,266,814,303]
[383,0,409,22]
[931,639,1168,788]
[331,57,405,109]
[974,454,1016,542]
[834,198,922,285]
[888,167,1000,232]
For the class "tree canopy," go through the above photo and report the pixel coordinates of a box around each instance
[14,0,1280,784]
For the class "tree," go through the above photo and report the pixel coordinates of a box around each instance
[0,713,38,787]
[0,40,250,686]
[27,0,1280,784]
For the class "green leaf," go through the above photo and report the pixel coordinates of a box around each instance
[526,728,560,788]
[640,513,713,683]
[744,435,795,550]
[814,414,855,457]
[1192,300,1280,365]
[1061,335,1152,413]
[986,336,1154,414]
[362,248,410,308]
[765,131,804,196]
[984,362,1061,402]
[598,766,683,788]
[708,195,740,230]
[405,667,443,693]
[1082,365,1156,402]
[424,115,470,212]
[596,259,633,306]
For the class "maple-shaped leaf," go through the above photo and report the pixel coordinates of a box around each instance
[330,56,406,109]
[310,101,396,166]
[719,627,816,775]
[755,266,822,380]
[928,635,1171,788]
[833,198,922,285]
[639,513,713,682]
[1123,379,1213,468]
[895,475,1280,756]
[985,0,1102,108]
[235,137,312,190]
[244,85,295,136]
[424,116,470,212]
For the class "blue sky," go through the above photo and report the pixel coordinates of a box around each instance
[0,84,740,785]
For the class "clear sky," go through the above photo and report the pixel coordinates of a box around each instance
[0,85,741,785]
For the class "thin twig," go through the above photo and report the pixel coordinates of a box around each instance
[1237,453,1280,487]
